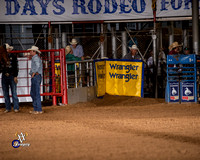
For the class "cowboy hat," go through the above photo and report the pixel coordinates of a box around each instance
[129,45,138,50]
[5,43,13,51]
[27,46,41,53]
[65,45,72,54]
[169,42,182,51]
[69,39,78,45]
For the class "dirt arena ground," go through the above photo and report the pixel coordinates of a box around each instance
[0,95,200,160]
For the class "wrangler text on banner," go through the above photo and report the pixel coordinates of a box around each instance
[95,60,144,97]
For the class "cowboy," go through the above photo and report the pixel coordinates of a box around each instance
[70,38,84,60]
[65,45,82,88]
[28,46,43,114]
[1,44,19,113]
[168,42,182,55]
[65,45,81,74]
[183,47,190,55]
[122,45,141,60]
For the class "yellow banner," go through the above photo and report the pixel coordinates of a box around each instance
[106,60,143,97]
[55,62,61,93]
[95,61,106,97]
[95,60,144,97]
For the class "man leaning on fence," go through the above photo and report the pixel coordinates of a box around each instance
[0,43,19,113]
[70,39,84,60]
[28,46,43,114]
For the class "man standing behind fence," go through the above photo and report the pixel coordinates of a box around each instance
[122,45,141,60]
[28,46,43,114]
[1,43,19,113]
[70,39,84,60]
[168,42,182,55]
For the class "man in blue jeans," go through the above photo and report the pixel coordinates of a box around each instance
[1,43,19,113]
[27,46,43,114]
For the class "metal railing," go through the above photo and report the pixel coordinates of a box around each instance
[66,60,94,89]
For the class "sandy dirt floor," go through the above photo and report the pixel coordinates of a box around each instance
[0,95,200,160]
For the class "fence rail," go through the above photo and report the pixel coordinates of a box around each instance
[66,60,94,89]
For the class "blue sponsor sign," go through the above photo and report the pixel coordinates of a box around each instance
[169,81,179,103]
[181,81,195,102]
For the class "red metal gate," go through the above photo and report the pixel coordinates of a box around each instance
[0,48,67,105]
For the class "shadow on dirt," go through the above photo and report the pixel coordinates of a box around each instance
[89,94,165,107]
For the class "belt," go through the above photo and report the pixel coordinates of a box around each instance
[32,72,41,77]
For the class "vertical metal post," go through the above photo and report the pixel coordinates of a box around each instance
[100,23,104,58]
[48,22,52,59]
[62,32,67,48]
[51,51,57,105]
[48,22,52,51]
[159,28,163,49]
[192,0,199,55]
[9,24,13,45]
[90,62,93,86]
[104,24,108,58]
[111,27,117,59]
[79,63,82,87]
[46,21,51,100]
[75,63,78,88]
[121,31,127,58]
[152,31,158,98]
[86,62,89,87]
[59,24,61,48]
[66,65,69,89]
[72,23,74,37]
[61,48,68,105]
[55,28,59,51]
[153,1,158,98]
[169,22,174,46]
[97,23,101,33]
[183,29,188,49]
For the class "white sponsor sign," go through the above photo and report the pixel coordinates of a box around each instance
[0,0,199,22]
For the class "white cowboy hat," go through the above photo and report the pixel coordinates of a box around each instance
[27,46,41,53]
[169,42,182,51]
[129,45,138,50]
[5,43,13,51]
[65,45,72,54]
[69,39,78,45]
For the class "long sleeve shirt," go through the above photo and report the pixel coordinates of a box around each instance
[70,45,84,58]
[29,54,43,76]
[2,53,19,77]
[66,54,81,72]
[122,52,141,60]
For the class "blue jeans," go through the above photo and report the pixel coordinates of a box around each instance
[30,74,42,111]
[2,74,19,111]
